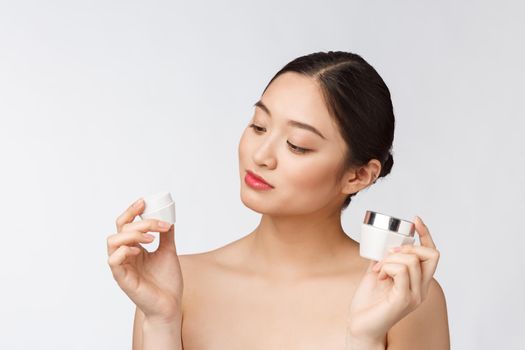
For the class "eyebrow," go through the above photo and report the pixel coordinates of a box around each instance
[253,100,327,140]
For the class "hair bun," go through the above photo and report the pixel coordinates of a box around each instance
[380,152,394,178]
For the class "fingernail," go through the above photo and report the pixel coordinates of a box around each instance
[143,233,155,240]
[389,246,402,253]
[158,221,170,228]
[133,199,143,208]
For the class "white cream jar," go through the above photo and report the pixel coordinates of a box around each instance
[139,191,176,225]
[359,210,415,261]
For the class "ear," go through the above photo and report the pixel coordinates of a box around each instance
[341,159,382,195]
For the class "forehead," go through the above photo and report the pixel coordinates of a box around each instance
[260,72,341,139]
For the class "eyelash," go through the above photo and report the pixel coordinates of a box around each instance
[248,123,311,154]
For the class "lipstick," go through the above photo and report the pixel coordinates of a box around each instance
[245,170,273,190]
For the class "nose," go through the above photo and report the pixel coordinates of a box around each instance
[252,136,277,170]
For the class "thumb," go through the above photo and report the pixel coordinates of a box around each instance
[158,223,176,251]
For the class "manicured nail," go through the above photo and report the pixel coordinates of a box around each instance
[389,246,402,253]
[133,199,143,208]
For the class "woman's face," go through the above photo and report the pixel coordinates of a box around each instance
[238,71,351,216]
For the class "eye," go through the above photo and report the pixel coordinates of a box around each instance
[286,141,309,154]
[248,124,311,154]
[249,123,265,134]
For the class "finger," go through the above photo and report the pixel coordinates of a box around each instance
[378,262,410,296]
[115,198,144,232]
[107,231,155,256]
[121,218,173,234]
[108,245,141,280]
[158,223,176,252]
[392,244,440,296]
[378,252,422,299]
[414,216,436,249]
[366,258,381,274]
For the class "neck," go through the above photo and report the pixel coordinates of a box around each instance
[245,205,357,280]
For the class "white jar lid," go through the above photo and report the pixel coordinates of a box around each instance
[363,210,415,237]
[142,192,174,215]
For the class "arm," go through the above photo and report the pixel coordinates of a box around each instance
[346,278,449,350]
[132,306,183,350]
[346,331,386,350]
[132,306,145,350]
[386,278,450,349]
[142,317,183,350]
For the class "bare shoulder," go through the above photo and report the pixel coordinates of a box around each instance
[386,277,450,349]
[177,239,246,313]
[178,237,245,273]
[177,251,214,319]
[178,251,211,270]
[178,250,219,286]
[178,232,250,271]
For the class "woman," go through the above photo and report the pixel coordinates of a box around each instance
[107,51,450,350]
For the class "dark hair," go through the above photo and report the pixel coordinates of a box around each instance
[262,51,395,211]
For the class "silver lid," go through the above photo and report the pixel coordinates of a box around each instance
[363,210,415,237]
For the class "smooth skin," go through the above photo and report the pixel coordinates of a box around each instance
[107,71,450,349]
[107,199,183,349]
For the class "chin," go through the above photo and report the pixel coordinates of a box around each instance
[239,187,311,217]
[239,186,280,215]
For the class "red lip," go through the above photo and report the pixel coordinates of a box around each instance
[245,170,274,189]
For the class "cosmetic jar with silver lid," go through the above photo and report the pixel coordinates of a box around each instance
[359,210,415,261]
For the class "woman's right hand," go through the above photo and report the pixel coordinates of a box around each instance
[107,198,184,323]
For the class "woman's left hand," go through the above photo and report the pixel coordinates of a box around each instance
[347,216,441,346]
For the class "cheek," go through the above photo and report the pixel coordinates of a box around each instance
[238,129,249,162]
[282,155,340,193]
[273,156,341,214]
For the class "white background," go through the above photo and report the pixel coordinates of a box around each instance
[1,0,523,348]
